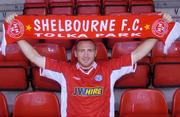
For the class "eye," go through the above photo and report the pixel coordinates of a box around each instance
[88,49,95,52]
[78,49,85,53]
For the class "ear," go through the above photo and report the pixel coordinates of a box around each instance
[74,50,78,57]
[95,49,97,57]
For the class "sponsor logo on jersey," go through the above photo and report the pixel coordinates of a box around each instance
[94,75,103,82]
[73,87,103,96]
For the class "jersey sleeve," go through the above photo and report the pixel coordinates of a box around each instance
[109,53,137,82]
[40,57,67,85]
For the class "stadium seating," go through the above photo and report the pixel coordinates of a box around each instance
[0,93,9,117]
[129,0,155,13]
[112,41,150,88]
[13,91,60,117]
[24,0,47,15]
[106,38,135,49]
[152,41,180,87]
[49,0,74,15]
[44,39,74,49]
[71,42,108,62]
[103,0,129,15]
[76,0,101,15]
[172,89,180,117]
[119,89,170,117]
[45,0,75,49]
[32,43,67,91]
[0,43,29,90]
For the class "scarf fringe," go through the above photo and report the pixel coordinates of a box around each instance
[164,22,180,54]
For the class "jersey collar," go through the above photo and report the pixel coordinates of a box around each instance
[76,62,97,75]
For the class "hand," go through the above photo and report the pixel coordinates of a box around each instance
[5,13,18,24]
[162,13,173,23]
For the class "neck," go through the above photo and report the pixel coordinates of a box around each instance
[80,64,93,70]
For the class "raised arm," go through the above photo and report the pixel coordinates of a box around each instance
[6,14,45,68]
[17,40,45,68]
[132,38,157,64]
[132,13,173,64]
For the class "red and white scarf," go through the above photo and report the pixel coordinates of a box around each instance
[1,13,180,55]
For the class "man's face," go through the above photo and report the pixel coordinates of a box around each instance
[75,41,97,68]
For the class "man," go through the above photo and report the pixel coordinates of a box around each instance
[6,13,173,117]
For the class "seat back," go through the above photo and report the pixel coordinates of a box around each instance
[112,41,150,88]
[49,0,74,15]
[173,89,180,117]
[32,43,66,91]
[13,91,60,117]
[120,89,169,116]
[44,39,74,49]
[34,43,67,61]
[76,0,101,15]
[112,41,150,63]
[0,43,28,90]
[0,93,8,117]
[152,41,180,87]
[151,41,180,63]
[104,0,129,15]
[5,43,28,63]
[129,0,154,13]
[24,0,47,15]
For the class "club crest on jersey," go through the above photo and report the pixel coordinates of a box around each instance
[73,87,103,96]
[94,75,103,82]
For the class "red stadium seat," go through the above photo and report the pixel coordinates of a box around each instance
[25,0,47,3]
[104,0,129,15]
[71,42,108,62]
[0,43,29,90]
[172,89,180,117]
[151,41,180,64]
[26,39,39,46]
[120,89,170,117]
[0,93,9,117]
[24,0,47,15]
[77,0,101,15]
[44,39,74,49]
[77,0,100,5]
[13,91,60,117]
[112,42,150,88]
[77,6,101,15]
[129,0,154,13]
[49,0,74,15]
[49,0,74,7]
[50,7,73,15]
[152,41,180,87]
[24,8,47,15]
[112,41,150,63]
[32,43,67,91]
[106,38,134,49]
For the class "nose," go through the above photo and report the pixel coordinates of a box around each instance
[83,50,89,57]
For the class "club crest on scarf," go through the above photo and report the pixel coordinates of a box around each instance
[152,19,168,38]
[7,19,24,39]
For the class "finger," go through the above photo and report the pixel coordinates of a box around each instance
[5,13,18,24]
[162,13,173,23]
[158,12,163,16]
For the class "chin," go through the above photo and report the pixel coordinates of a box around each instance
[81,62,92,67]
